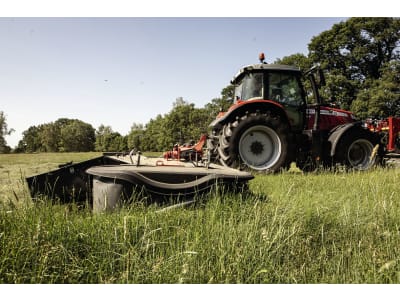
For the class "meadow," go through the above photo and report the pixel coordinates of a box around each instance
[1,153,400,283]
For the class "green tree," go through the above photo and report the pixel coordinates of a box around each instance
[18,125,42,153]
[0,111,14,153]
[141,115,168,151]
[164,101,211,149]
[18,118,96,153]
[322,71,359,109]
[127,123,144,151]
[95,125,126,152]
[95,125,113,152]
[39,123,59,152]
[275,53,312,71]
[308,17,400,112]
[165,103,198,145]
[351,60,400,119]
[59,120,95,152]
[114,134,128,152]
[138,98,211,152]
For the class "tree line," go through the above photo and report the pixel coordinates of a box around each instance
[1,17,399,153]
[8,90,233,154]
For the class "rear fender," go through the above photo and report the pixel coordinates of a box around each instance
[328,122,363,157]
[210,100,290,129]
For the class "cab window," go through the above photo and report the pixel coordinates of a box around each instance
[235,73,263,101]
[268,72,304,106]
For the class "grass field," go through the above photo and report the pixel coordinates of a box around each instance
[1,153,400,283]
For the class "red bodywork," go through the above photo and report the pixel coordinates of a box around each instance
[306,106,357,131]
[365,116,400,152]
[217,99,357,132]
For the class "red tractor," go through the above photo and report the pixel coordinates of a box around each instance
[206,53,383,172]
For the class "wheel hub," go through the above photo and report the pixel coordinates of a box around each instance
[250,139,264,155]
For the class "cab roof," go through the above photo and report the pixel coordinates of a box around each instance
[231,63,301,84]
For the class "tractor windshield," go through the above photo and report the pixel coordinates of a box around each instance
[235,73,263,101]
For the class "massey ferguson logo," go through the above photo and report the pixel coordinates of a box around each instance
[306,109,355,119]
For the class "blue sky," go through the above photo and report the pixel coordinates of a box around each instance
[1,17,347,147]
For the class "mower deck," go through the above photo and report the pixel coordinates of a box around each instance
[26,153,253,211]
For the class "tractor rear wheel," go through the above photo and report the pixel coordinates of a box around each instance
[217,112,292,172]
[334,128,380,170]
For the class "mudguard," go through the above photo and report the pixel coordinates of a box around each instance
[210,100,290,129]
[328,122,364,157]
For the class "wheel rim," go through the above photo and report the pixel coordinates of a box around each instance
[347,138,374,170]
[238,125,281,170]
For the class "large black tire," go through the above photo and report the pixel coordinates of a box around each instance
[333,128,381,170]
[216,111,292,172]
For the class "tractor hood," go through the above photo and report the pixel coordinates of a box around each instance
[306,105,358,131]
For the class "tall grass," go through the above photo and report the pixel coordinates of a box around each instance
[1,154,400,283]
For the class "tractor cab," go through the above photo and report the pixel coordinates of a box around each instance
[230,63,307,132]
[232,64,305,107]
